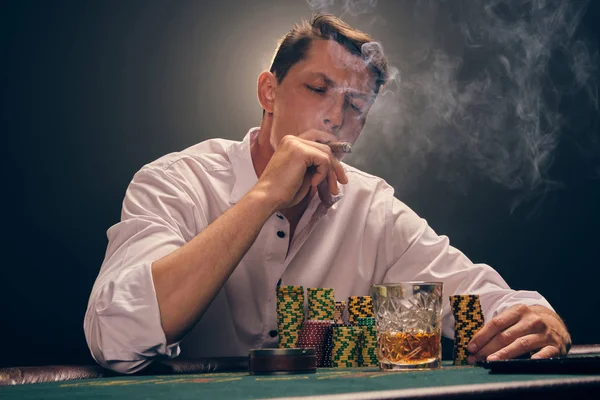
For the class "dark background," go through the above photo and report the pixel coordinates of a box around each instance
[2,0,599,368]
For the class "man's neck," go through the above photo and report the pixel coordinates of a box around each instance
[249,120,274,179]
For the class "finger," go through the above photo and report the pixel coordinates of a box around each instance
[328,168,339,195]
[486,334,545,361]
[531,345,561,360]
[297,175,313,201]
[315,161,339,207]
[471,314,546,361]
[317,180,333,206]
[307,151,331,188]
[305,141,348,185]
[331,156,348,184]
[468,305,524,354]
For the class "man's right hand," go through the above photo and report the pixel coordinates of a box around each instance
[252,130,349,210]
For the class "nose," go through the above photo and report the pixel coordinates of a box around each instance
[322,92,345,134]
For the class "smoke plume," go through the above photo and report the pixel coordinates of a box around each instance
[309,0,599,210]
[308,0,378,17]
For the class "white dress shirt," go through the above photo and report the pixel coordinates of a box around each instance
[84,128,553,374]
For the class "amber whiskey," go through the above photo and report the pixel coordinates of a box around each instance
[378,331,441,364]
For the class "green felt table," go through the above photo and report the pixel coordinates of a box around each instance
[2,361,600,399]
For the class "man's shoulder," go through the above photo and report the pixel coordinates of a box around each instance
[143,137,239,174]
[342,162,394,194]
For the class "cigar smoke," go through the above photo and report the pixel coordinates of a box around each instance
[308,0,599,211]
[307,0,377,17]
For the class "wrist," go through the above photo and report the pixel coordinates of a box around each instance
[244,184,281,216]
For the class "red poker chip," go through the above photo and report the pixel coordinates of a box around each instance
[298,333,327,339]
[298,334,326,340]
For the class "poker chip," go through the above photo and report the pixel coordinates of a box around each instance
[331,324,363,368]
[356,317,376,327]
[450,294,485,366]
[277,286,305,348]
[322,324,335,368]
[248,348,317,375]
[274,287,379,369]
[334,301,346,324]
[297,320,334,367]
[347,296,374,324]
[357,317,378,367]
[307,288,336,320]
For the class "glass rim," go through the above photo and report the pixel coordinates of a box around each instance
[371,281,443,287]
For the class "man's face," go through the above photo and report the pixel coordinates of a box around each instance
[269,39,377,148]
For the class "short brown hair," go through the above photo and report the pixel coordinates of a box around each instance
[269,14,390,93]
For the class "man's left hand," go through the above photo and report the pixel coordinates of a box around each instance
[466,304,572,364]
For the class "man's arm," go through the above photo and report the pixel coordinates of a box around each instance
[379,195,570,362]
[84,132,347,373]
[151,188,276,344]
[151,133,347,344]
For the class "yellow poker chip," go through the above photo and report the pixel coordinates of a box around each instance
[450,294,485,365]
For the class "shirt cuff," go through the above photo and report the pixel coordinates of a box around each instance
[93,262,181,369]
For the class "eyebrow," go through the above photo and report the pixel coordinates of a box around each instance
[310,72,336,87]
[309,72,374,100]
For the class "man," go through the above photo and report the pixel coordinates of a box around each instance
[84,14,571,374]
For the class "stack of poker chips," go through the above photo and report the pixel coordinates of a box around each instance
[450,294,485,365]
[334,301,346,324]
[307,288,336,320]
[322,324,334,367]
[357,317,378,367]
[276,285,305,348]
[331,324,363,368]
[297,320,334,367]
[347,296,374,324]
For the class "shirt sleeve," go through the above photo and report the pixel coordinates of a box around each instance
[382,194,554,340]
[84,164,204,374]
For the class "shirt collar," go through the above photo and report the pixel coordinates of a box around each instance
[229,128,260,204]
[228,127,345,209]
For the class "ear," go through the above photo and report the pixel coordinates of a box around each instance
[257,71,277,114]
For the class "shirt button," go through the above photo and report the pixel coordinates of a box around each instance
[269,330,278,338]
[277,231,286,238]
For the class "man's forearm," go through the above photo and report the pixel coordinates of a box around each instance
[151,186,278,344]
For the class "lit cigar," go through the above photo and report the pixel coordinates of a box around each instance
[327,141,352,154]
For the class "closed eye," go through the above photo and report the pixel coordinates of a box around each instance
[350,103,362,112]
[306,84,327,93]
[346,97,365,113]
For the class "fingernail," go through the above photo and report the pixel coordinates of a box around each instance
[467,343,477,353]
[488,355,499,361]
